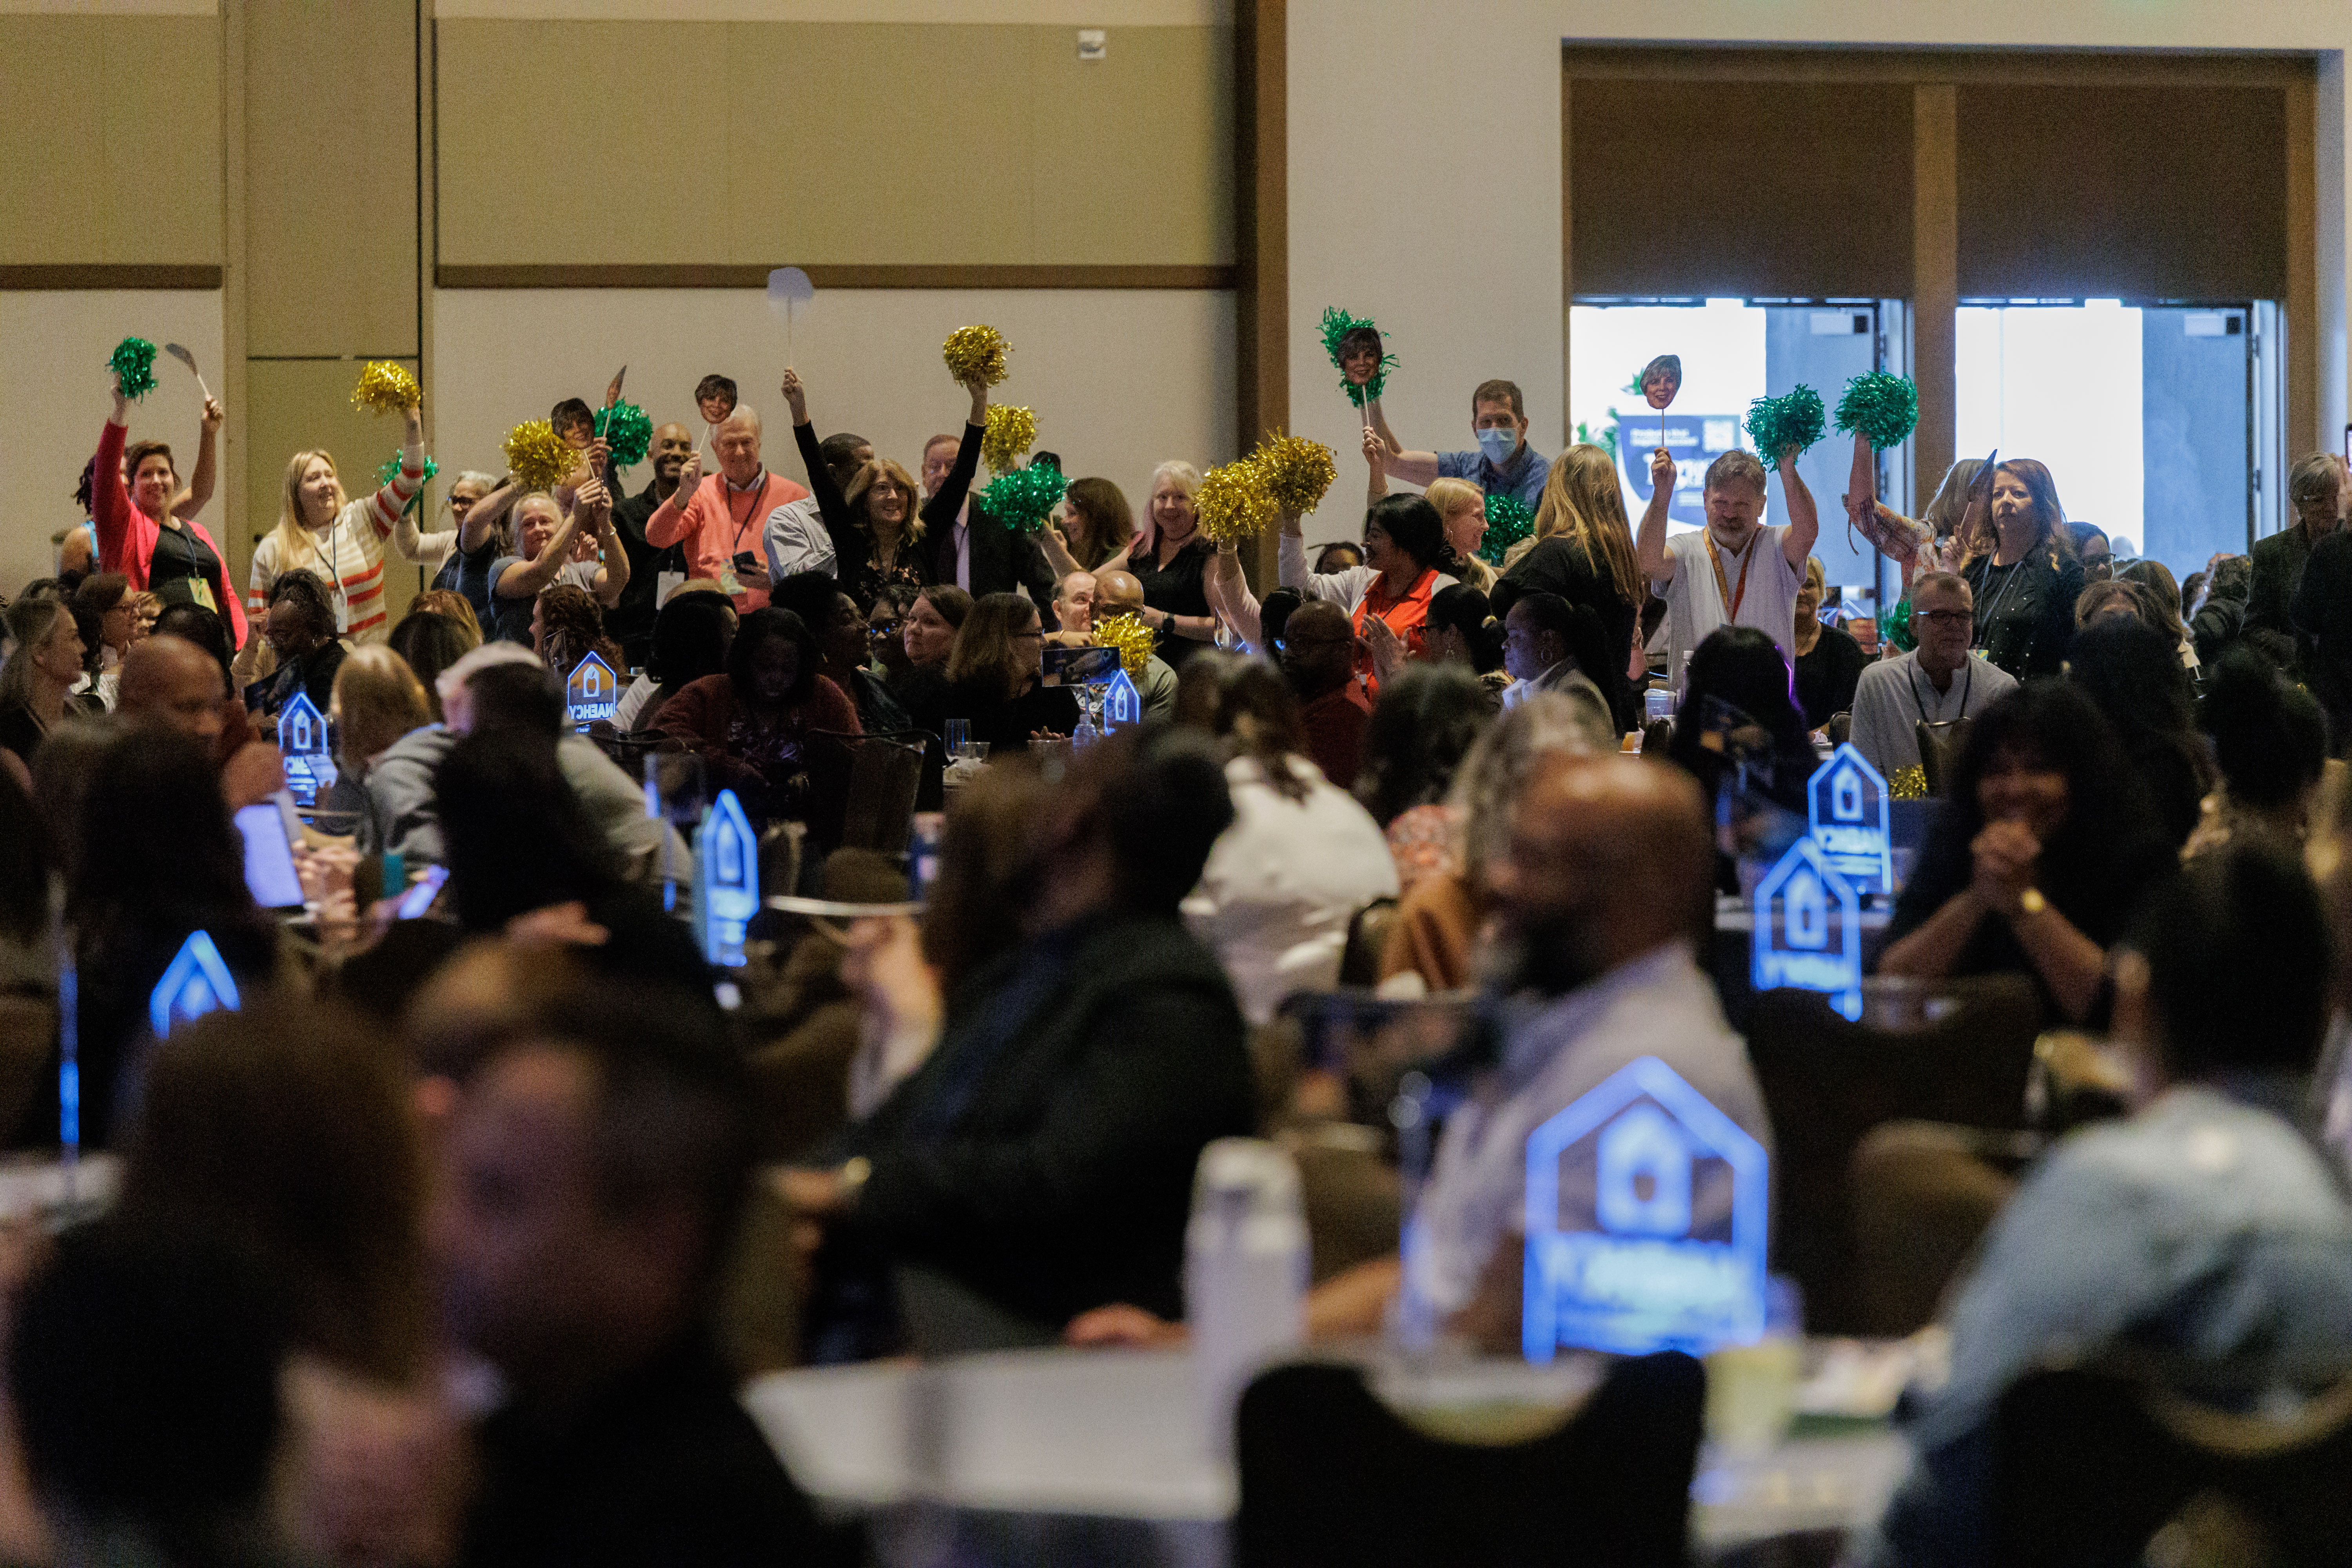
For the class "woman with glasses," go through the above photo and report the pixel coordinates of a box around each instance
[936,592,1080,755]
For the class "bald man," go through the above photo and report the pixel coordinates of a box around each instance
[607,421,695,666]
[1089,569,1179,720]
[117,635,283,809]
[646,406,807,612]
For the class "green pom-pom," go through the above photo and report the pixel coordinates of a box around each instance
[1835,372,1919,452]
[1477,494,1535,567]
[376,450,438,516]
[109,337,158,401]
[1879,598,1917,653]
[1320,305,1398,407]
[593,401,653,469]
[1743,385,1826,465]
[977,459,1067,534]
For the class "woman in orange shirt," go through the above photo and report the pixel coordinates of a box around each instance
[1277,494,1461,699]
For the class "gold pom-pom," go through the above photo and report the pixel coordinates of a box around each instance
[982,405,1036,475]
[351,360,420,415]
[1093,612,1157,681]
[1252,431,1338,517]
[1889,765,1929,801]
[502,419,572,493]
[943,325,1010,387]
[1193,458,1277,545]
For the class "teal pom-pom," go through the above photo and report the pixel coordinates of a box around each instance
[593,401,653,469]
[1879,597,1917,653]
[109,337,159,401]
[1835,372,1920,452]
[1320,305,1397,407]
[1477,494,1535,567]
[977,459,1068,534]
[1744,385,1826,464]
[376,450,438,516]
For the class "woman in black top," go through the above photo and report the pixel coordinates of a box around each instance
[1102,461,1218,670]
[1879,682,2174,1024]
[241,570,347,720]
[1958,459,2085,680]
[780,368,986,610]
[1489,442,1648,730]
[1667,628,1820,891]
[0,598,87,775]
[2062,617,2215,853]
[940,592,1080,752]
[1790,557,1866,729]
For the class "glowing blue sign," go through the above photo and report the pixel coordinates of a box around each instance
[1807,743,1890,897]
[1523,1056,1768,1360]
[276,691,336,809]
[1100,666,1142,733]
[566,652,619,730]
[1753,836,1863,1020]
[694,788,757,968]
[149,929,240,1038]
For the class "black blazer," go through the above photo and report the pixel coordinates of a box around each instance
[930,499,1059,617]
[846,912,1255,1328]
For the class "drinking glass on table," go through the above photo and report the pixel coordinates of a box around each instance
[943,719,971,758]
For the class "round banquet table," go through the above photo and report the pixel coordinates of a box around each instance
[743,1345,1909,1567]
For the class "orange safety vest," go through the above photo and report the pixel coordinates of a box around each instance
[1352,567,1441,700]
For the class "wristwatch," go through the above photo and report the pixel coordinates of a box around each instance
[2018,887,2047,916]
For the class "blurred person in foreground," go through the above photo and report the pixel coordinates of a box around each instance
[781,727,1256,1356]
[116,632,284,810]
[430,980,855,1568]
[1865,845,2352,1568]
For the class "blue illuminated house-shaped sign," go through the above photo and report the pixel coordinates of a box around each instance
[1807,743,1891,896]
[1522,1056,1769,1361]
[566,652,619,730]
[276,691,337,808]
[1099,667,1142,733]
[149,929,241,1038]
[694,789,758,968]
[1753,836,1863,1021]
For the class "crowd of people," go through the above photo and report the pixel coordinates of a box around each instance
[3,340,2352,1567]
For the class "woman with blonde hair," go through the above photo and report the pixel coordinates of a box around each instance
[1094,460,1219,669]
[837,457,930,608]
[1489,443,1646,730]
[245,398,434,657]
[330,645,432,786]
[1958,458,2084,680]
[1421,478,1497,593]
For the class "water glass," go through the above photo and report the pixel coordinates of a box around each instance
[943,719,971,758]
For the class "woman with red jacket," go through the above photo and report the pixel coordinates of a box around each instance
[92,368,247,650]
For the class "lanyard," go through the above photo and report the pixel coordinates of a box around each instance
[1704,529,1763,622]
[1909,655,1972,723]
[724,472,764,550]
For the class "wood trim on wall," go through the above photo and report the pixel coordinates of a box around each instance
[1567,46,2314,91]
[434,263,1237,290]
[1560,73,1573,449]
[0,265,223,289]
[2288,73,2320,453]
[1235,0,1285,590]
[1912,84,1958,497]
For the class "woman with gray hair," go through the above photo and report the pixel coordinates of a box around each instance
[394,469,509,577]
[1372,689,1608,995]
[2250,450,2348,652]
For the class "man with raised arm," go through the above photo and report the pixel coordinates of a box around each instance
[1637,445,1819,690]
[1366,377,1550,510]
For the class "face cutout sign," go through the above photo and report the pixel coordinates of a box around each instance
[1641,354,1683,412]
[1337,325,1385,388]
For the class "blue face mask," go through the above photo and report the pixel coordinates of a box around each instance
[1476,426,1516,463]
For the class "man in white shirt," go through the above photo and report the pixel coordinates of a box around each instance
[1638,445,1818,690]
[1849,571,2017,781]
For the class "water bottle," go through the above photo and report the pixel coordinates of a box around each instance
[1184,1138,1308,1460]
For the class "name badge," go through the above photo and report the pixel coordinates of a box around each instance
[188,577,217,613]
[657,570,687,607]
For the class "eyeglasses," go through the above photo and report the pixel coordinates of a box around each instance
[1013,628,1045,641]
[1276,633,1354,651]
[1914,609,1973,626]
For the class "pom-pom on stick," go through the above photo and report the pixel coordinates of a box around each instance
[1253,433,1338,517]
[109,337,159,402]
[1194,458,1278,546]
[375,451,439,516]
[1478,494,1535,568]
[593,401,653,469]
[1093,612,1157,682]
[1319,307,1397,407]
[351,361,421,415]
[982,405,1037,476]
[943,325,1010,387]
[1834,372,1920,452]
[1743,385,1826,466]
[502,420,572,493]
[976,460,1067,533]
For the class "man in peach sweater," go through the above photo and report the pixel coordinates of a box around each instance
[647,404,807,612]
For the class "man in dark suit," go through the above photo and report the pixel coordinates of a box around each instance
[782,727,1255,1351]
[922,436,1059,616]
[2249,451,2348,673]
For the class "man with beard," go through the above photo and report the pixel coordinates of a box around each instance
[607,422,694,668]
[1638,445,1820,692]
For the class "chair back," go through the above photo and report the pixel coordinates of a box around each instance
[1744,974,2043,1334]
[1236,1352,1703,1568]
[1991,1368,2352,1567]
[1916,717,1973,797]
[807,730,926,855]
[0,996,54,1148]
[1338,897,1399,988]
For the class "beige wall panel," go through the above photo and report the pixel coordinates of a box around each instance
[239,356,424,621]
[719,23,1036,266]
[431,287,1236,529]
[244,0,418,356]
[0,15,219,265]
[0,290,222,594]
[1029,23,1230,265]
[436,20,724,267]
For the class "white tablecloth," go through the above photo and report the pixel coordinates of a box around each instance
[744,1346,1908,1562]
